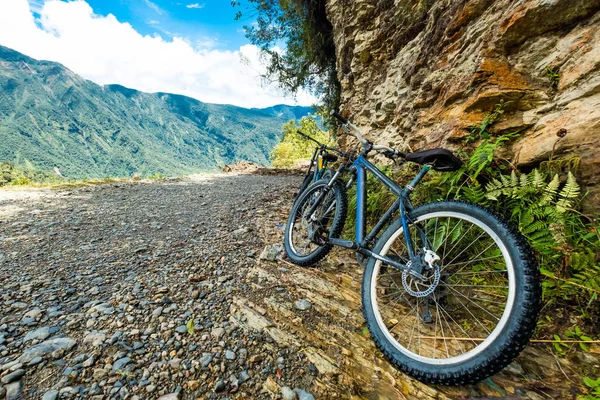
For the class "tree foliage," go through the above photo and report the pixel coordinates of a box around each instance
[270,117,332,168]
[232,0,340,111]
[0,161,64,186]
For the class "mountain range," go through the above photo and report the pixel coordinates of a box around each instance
[0,45,313,178]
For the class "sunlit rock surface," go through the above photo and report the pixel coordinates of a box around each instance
[326,0,600,209]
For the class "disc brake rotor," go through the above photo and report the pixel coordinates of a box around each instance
[402,252,441,297]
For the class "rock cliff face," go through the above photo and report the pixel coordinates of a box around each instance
[326,0,600,208]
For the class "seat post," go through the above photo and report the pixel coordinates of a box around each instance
[406,165,431,192]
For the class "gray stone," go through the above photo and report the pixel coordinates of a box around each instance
[505,361,524,375]
[175,325,188,334]
[28,356,43,366]
[24,308,42,319]
[72,354,87,363]
[1,369,25,384]
[238,370,250,384]
[83,331,106,347]
[93,368,107,379]
[83,355,96,367]
[214,380,226,392]
[232,227,249,237]
[112,357,132,372]
[225,350,235,360]
[42,390,59,400]
[8,363,22,372]
[158,393,180,400]
[210,327,225,339]
[89,383,102,395]
[199,353,212,368]
[24,326,52,342]
[2,360,19,371]
[87,303,114,315]
[259,245,282,261]
[109,331,122,344]
[293,388,315,400]
[152,307,163,318]
[294,299,312,311]
[281,386,297,400]
[18,337,77,363]
[5,380,24,400]
[59,387,76,396]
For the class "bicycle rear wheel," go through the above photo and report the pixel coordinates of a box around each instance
[362,201,541,385]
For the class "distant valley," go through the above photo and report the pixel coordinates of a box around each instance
[0,45,312,179]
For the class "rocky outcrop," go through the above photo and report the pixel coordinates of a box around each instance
[326,0,600,209]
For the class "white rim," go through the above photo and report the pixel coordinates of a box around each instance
[370,211,516,365]
[288,186,333,257]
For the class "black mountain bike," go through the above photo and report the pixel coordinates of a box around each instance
[284,112,541,385]
[292,130,344,205]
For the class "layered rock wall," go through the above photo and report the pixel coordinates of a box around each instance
[326,0,600,208]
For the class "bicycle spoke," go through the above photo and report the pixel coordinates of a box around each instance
[446,285,502,322]
[450,269,507,275]
[439,284,508,289]
[440,230,486,273]
[388,301,419,335]
[416,297,421,356]
[441,220,473,260]
[447,288,492,335]
[370,211,514,362]
[432,294,449,358]
[433,297,471,353]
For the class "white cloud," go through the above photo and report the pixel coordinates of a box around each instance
[144,0,165,15]
[186,3,204,9]
[0,0,317,108]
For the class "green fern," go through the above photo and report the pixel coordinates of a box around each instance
[556,172,580,213]
[542,174,560,205]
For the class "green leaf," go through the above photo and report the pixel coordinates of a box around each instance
[584,376,600,388]
[186,317,195,335]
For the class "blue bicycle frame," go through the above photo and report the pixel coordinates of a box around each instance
[320,154,431,279]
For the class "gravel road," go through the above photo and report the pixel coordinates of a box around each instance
[0,173,591,399]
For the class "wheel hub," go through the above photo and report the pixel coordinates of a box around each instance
[402,249,441,297]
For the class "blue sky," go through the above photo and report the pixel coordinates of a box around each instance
[76,0,252,51]
[0,0,314,108]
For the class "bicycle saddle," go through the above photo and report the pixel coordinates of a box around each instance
[405,148,462,171]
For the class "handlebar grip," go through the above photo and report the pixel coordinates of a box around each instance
[330,110,349,124]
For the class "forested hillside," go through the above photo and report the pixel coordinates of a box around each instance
[0,45,312,178]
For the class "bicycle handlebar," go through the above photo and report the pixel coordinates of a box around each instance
[296,130,347,157]
[331,111,348,124]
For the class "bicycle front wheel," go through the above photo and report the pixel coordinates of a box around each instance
[284,178,347,267]
[362,201,541,385]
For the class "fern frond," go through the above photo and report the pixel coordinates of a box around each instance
[556,172,581,213]
[549,222,568,246]
[531,169,545,189]
[522,220,548,235]
[463,184,486,204]
[520,172,529,189]
[542,174,560,205]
